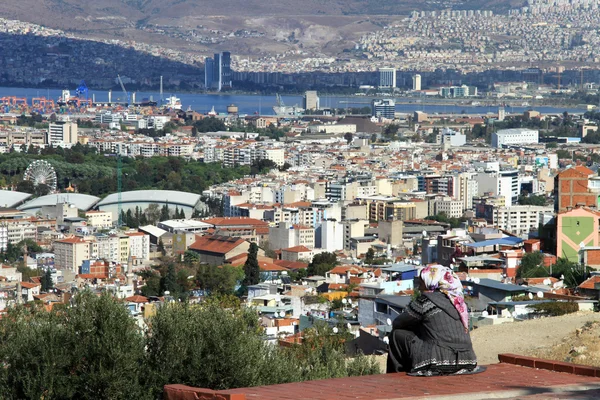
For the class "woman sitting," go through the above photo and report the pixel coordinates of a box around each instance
[387,264,478,376]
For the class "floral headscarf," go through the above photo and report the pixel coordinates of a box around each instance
[418,264,469,331]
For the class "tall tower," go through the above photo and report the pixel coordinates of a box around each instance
[208,52,232,92]
[204,58,214,90]
[378,68,396,89]
[498,107,506,122]
[412,74,422,91]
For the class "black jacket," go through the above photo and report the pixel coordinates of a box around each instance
[393,292,477,372]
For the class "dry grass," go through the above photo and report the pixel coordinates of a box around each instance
[529,321,600,367]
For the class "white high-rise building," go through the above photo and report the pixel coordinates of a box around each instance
[378,68,397,88]
[319,219,344,252]
[303,91,320,111]
[48,122,78,147]
[412,74,422,91]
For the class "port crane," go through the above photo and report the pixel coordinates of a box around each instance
[75,80,89,100]
[117,75,130,106]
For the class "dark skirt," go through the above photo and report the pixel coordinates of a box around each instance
[387,329,477,374]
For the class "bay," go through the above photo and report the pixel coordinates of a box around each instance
[0,87,584,116]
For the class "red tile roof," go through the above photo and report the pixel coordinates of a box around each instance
[226,254,276,266]
[125,295,149,303]
[282,245,312,253]
[259,261,288,272]
[579,275,600,290]
[56,237,88,244]
[328,283,348,290]
[201,217,268,227]
[189,235,246,255]
[274,260,308,270]
[328,265,365,275]
[20,282,40,289]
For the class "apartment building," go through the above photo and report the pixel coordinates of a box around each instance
[435,197,464,218]
[476,204,553,236]
[54,237,92,273]
[124,231,150,261]
[268,222,315,251]
[85,210,113,229]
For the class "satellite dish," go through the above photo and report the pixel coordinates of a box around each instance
[482,310,489,317]
[332,327,339,334]
[537,291,544,298]
[348,299,353,305]
[473,278,480,284]
[528,293,534,300]
[347,323,351,330]
[422,230,427,237]
[342,298,347,305]
[386,318,392,326]
[543,278,551,285]
[383,336,390,344]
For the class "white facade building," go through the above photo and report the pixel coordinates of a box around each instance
[492,128,539,148]
[319,220,344,252]
[475,170,520,207]
[435,197,464,218]
[48,122,78,147]
[441,128,466,147]
[489,205,554,236]
[260,148,285,167]
[85,211,113,229]
[125,232,150,261]
[378,68,397,88]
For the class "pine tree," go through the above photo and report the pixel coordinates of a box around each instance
[41,268,53,292]
[157,238,166,256]
[125,209,134,228]
[160,204,170,222]
[243,242,260,287]
[161,262,180,297]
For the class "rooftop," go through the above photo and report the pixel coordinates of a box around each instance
[97,190,201,208]
[164,354,600,400]
[19,193,100,212]
[189,235,245,255]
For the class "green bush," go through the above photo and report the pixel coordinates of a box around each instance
[0,293,380,399]
[530,301,579,316]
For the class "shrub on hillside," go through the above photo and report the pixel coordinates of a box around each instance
[530,301,579,317]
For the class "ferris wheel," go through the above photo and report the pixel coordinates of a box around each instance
[23,160,57,193]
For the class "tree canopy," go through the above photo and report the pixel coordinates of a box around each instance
[242,242,260,288]
[0,292,379,399]
[0,146,250,197]
[307,252,338,276]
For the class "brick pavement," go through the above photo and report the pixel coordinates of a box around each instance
[164,355,600,400]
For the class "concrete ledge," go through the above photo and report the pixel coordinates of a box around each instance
[417,383,600,400]
[498,353,600,377]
